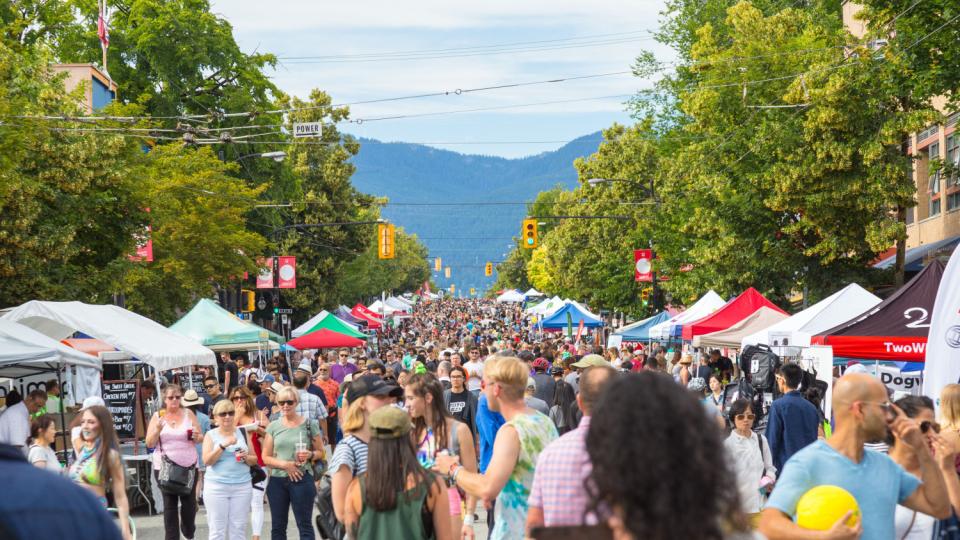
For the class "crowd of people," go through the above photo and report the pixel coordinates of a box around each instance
[2,297,960,540]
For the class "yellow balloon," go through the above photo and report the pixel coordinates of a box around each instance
[796,485,860,530]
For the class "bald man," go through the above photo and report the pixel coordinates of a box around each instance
[759,373,950,540]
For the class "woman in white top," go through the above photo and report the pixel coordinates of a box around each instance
[723,399,776,517]
[202,399,257,540]
[28,415,62,474]
[890,395,960,540]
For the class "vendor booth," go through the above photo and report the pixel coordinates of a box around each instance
[648,290,726,341]
[291,310,368,340]
[540,302,604,329]
[682,287,785,340]
[351,304,383,329]
[613,311,672,342]
[496,289,526,303]
[286,329,367,350]
[742,283,881,353]
[169,298,283,351]
[812,260,945,361]
[692,306,788,348]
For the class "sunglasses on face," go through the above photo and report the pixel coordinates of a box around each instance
[921,420,941,434]
[204,384,217,389]
[217,411,235,418]
[735,414,755,421]
[166,395,182,401]
[231,396,244,402]
[277,400,295,406]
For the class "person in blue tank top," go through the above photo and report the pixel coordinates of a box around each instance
[202,399,257,540]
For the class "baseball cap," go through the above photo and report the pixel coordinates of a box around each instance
[181,389,204,407]
[571,354,611,369]
[550,365,564,376]
[345,374,403,402]
[260,374,276,384]
[80,396,106,411]
[369,406,412,439]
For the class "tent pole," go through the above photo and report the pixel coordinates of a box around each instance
[57,366,69,466]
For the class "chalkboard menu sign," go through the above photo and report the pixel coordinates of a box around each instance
[184,372,206,394]
[102,380,139,441]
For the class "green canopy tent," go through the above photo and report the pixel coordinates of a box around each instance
[292,310,368,340]
[170,298,284,351]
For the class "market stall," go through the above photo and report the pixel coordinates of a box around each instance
[612,311,672,343]
[682,287,785,340]
[540,302,604,329]
[648,290,726,341]
[169,298,283,351]
[495,289,526,303]
[812,260,945,361]
[351,304,383,329]
[286,329,367,350]
[692,306,789,348]
[291,310,368,340]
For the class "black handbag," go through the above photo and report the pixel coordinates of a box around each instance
[156,431,196,496]
[315,473,345,540]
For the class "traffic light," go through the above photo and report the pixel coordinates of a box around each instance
[377,223,395,259]
[641,287,651,307]
[485,262,493,276]
[522,219,538,249]
[445,267,451,278]
[240,289,255,312]
[450,284,456,293]
[272,292,280,314]
[434,257,442,271]
[470,287,476,296]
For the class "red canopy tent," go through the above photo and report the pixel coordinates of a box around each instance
[286,329,366,350]
[351,304,383,330]
[811,260,944,361]
[682,287,786,340]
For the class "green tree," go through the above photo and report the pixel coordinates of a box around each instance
[121,144,267,324]
[335,218,431,305]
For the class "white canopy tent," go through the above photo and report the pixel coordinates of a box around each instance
[496,290,525,303]
[523,288,544,298]
[565,299,601,319]
[0,319,101,378]
[368,300,403,316]
[648,290,726,340]
[741,283,881,351]
[385,297,412,311]
[526,296,563,315]
[2,301,216,371]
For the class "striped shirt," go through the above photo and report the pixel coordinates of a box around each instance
[328,435,368,476]
[527,416,594,527]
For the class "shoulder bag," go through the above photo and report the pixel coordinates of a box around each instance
[157,430,196,496]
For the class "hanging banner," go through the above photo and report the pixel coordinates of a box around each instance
[278,256,296,289]
[575,319,586,342]
[634,249,652,282]
[924,243,960,401]
[129,207,153,262]
[256,257,274,289]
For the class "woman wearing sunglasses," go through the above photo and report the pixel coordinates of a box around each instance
[202,399,257,540]
[889,395,960,540]
[146,383,203,540]
[231,386,269,540]
[261,386,323,540]
[724,399,776,522]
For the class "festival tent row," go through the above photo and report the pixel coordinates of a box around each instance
[742,284,881,351]
[682,288,786,340]
[812,260,945,362]
[169,299,284,351]
[648,290,726,340]
[540,302,604,329]
[692,307,789,348]
[2,300,216,371]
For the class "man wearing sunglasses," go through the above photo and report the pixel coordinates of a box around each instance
[760,373,951,540]
[330,348,358,384]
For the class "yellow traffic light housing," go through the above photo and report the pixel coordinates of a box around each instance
[485,262,493,276]
[377,223,395,259]
[445,267,451,278]
[522,219,538,249]
[434,257,442,271]
[240,289,255,312]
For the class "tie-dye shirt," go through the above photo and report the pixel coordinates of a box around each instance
[491,411,558,540]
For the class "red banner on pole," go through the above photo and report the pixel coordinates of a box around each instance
[278,256,296,289]
[634,249,652,282]
[575,319,586,342]
[129,208,154,262]
[256,257,274,289]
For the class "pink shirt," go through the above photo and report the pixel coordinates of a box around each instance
[527,416,596,527]
[153,421,198,470]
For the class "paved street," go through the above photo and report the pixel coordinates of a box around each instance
[130,498,489,539]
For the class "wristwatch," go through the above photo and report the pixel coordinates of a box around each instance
[219,443,228,450]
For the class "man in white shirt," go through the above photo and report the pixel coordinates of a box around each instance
[0,390,46,450]
[463,347,484,395]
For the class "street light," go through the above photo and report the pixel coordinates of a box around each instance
[237,151,287,162]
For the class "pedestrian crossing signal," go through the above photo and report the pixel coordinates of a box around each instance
[485,262,493,276]
[522,219,538,249]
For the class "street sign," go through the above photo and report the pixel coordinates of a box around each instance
[277,308,293,314]
[293,122,322,138]
[281,314,289,324]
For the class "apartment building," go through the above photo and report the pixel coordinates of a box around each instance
[50,63,117,114]
[843,3,960,271]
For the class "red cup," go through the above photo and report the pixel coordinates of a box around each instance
[235,451,243,463]
[186,429,193,441]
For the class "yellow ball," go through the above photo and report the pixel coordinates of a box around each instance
[796,485,860,530]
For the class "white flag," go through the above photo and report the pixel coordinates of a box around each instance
[923,243,960,403]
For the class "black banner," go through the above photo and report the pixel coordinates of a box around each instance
[102,380,139,441]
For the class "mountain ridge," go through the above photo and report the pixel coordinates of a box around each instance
[349,132,604,293]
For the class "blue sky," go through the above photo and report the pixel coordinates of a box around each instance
[210,0,673,158]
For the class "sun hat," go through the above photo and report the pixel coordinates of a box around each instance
[181,389,204,407]
[571,354,611,369]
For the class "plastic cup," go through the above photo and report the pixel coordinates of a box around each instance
[295,442,308,463]
[186,428,193,441]
[235,449,244,462]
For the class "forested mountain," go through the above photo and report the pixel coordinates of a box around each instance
[350,132,602,294]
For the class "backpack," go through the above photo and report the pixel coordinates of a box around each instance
[739,344,781,392]
[721,378,768,433]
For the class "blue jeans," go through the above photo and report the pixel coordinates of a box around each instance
[266,473,316,540]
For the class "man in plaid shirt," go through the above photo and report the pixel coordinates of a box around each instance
[526,365,616,531]
[293,370,328,442]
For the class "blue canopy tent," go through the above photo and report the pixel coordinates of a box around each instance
[540,302,604,329]
[614,311,672,342]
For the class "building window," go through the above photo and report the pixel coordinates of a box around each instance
[929,141,941,217]
[948,134,959,188]
[948,191,960,211]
